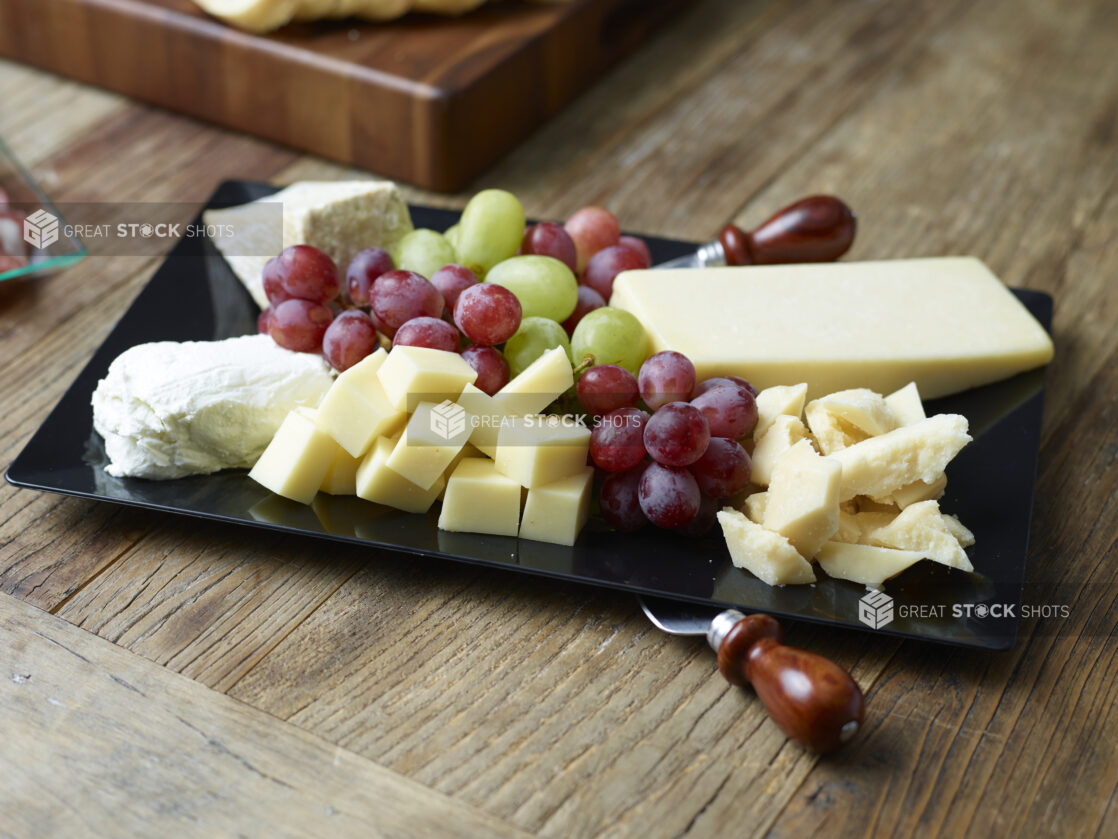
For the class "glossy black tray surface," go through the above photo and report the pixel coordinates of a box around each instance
[6,181,1053,650]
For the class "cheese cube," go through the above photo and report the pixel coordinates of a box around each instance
[816,542,925,589]
[387,401,471,491]
[316,349,405,457]
[438,458,522,537]
[763,440,841,558]
[320,443,361,495]
[741,490,768,523]
[863,500,974,571]
[610,258,1054,398]
[519,467,594,546]
[885,382,926,426]
[376,346,478,411]
[829,414,971,501]
[492,346,574,416]
[754,383,808,439]
[355,435,444,514]
[494,416,591,489]
[248,408,337,504]
[750,414,808,486]
[717,509,815,586]
[457,383,514,458]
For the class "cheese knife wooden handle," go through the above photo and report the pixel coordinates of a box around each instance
[709,611,864,754]
[719,195,856,265]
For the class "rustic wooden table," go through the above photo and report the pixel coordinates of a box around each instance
[2,0,1116,835]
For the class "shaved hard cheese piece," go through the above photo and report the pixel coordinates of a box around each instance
[815,542,925,589]
[810,389,898,437]
[754,383,808,439]
[887,473,948,508]
[717,509,816,586]
[763,440,841,559]
[862,500,974,571]
[741,491,768,524]
[751,414,808,487]
[829,414,971,501]
[804,401,868,455]
[610,257,1053,398]
[884,382,926,426]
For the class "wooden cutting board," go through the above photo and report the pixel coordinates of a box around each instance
[0,0,688,191]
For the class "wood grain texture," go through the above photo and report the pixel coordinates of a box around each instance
[0,592,530,839]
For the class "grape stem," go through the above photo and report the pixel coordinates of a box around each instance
[572,355,596,376]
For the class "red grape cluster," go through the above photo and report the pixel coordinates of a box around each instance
[520,206,652,336]
[258,244,521,393]
[583,351,759,536]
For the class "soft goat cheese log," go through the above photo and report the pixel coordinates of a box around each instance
[610,257,1053,399]
[92,335,334,479]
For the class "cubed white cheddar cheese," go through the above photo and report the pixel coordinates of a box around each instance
[610,257,1054,398]
[387,401,470,491]
[829,414,971,501]
[438,458,521,537]
[494,416,591,489]
[519,467,594,546]
[376,346,478,411]
[863,500,974,571]
[457,383,514,458]
[763,439,841,558]
[750,414,808,486]
[355,435,444,514]
[816,542,925,589]
[320,442,361,495]
[493,346,574,416]
[884,382,926,426]
[754,383,808,439]
[316,349,405,457]
[248,407,336,504]
[717,509,815,586]
[741,490,768,523]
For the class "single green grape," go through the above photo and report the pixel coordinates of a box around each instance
[570,307,648,375]
[392,229,457,279]
[503,317,572,378]
[485,255,577,322]
[455,189,525,277]
[445,223,461,252]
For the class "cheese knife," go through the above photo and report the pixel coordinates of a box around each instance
[638,594,864,753]
[652,195,856,270]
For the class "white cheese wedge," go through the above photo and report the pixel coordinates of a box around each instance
[315,348,405,458]
[91,334,334,479]
[203,180,413,309]
[387,402,470,491]
[355,435,445,514]
[862,500,974,572]
[741,490,768,523]
[438,458,522,537]
[809,389,898,437]
[754,383,808,440]
[717,509,815,586]
[248,408,337,504]
[492,346,574,416]
[611,257,1054,398]
[829,414,971,501]
[519,467,594,546]
[815,542,925,589]
[494,416,591,489]
[763,439,841,558]
[884,382,926,426]
[750,414,808,487]
[377,346,478,412]
[887,473,947,508]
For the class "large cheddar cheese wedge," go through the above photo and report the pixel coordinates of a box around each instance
[610,257,1053,399]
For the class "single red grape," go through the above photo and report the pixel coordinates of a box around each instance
[589,407,649,472]
[600,466,649,532]
[618,235,652,268]
[275,245,340,303]
[257,307,273,335]
[460,345,510,395]
[521,222,578,273]
[393,316,460,352]
[638,463,701,529]
[369,270,444,338]
[565,206,620,273]
[346,247,394,307]
[577,364,639,417]
[582,245,647,302]
[691,384,758,439]
[262,257,293,306]
[322,309,379,371]
[269,298,334,353]
[430,264,480,313]
[689,437,752,497]
[639,350,697,411]
[561,285,606,336]
[693,375,757,398]
[453,283,522,346]
[644,402,710,467]
[678,494,719,537]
